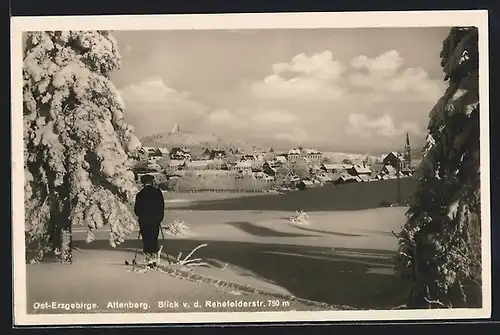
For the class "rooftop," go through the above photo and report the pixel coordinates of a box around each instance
[235,161,252,168]
[288,148,322,155]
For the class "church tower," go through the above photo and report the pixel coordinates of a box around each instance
[403,132,412,170]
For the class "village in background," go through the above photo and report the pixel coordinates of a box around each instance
[133,123,418,193]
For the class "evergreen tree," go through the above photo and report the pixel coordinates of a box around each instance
[23,31,142,264]
[395,27,481,308]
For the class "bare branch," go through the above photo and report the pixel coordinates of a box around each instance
[424,297,448,307]
[182,244,207,263]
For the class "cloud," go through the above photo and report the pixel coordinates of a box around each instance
[202,106,307,145]
[250,50,346,101]
[125,44,132,52]
[350,50,404,74]
[119,77,305,144]
[119,77,207,136]
[348,51,443,102]
[247,49,445,104]
[346,113,425,138]
[272,51,345,79]
[207,108,237,124]
[250,109,298,124]
[238,49,445,146]
[274,127,309,144]
[206,107,298,128]
[118,49,444,150]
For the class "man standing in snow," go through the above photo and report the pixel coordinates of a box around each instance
[134,174,165,269]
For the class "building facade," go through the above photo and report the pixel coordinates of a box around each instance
[287,148,323,164]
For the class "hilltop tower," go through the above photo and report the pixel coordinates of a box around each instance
[171,123,180,133]
[403,132,412,170]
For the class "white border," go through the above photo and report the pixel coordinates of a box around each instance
[11,10,491,326]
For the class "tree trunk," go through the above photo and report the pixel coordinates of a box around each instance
[59,190,73,264]
[60,223,73,264]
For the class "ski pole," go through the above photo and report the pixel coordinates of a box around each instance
[132,230,141,271]
[159,225,170,264]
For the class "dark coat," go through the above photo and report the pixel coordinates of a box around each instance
[134,185,165,230]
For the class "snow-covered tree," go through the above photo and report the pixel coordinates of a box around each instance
[321,157,333,164]
[395,27,481,308]
[23,31,142,264]
[363,155,373,167]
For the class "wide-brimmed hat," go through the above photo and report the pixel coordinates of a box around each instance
[140,174,154,184]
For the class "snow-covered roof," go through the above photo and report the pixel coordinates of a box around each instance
[188,160,211,167]
[141,146,156,153]
[359,174,370,181]
[385,151,403,159]
[302,148,322,154]
[383,165,397,175]
[351,165,372,174]
[288,148,322,155]
[322,163,344,170]
[157,147,169,154]
[251,160,265,168]
[235,161,252,168]
[331,171,354,181]
[169,160,185,167]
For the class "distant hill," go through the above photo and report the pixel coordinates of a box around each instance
[139,130,265,154]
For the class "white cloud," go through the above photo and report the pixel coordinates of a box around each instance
[348,65,443,102]
[202,106,306,145]
[119,77,207,136]
[250,109,298,124]
[119,49,443,149]
[207,108,236,124]
[248,49,445,104]
[272,51,345,79]
[274,127,309,144]
[240,49,445,146]
[206,107,297,127]
[119,77,303,142]
[250,50,346,101]
[350,50,404,74]
[346,113,424,138]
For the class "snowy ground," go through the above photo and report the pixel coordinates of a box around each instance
[28,190,411,313]
[26,249,325,314]
[27,250,334,314]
